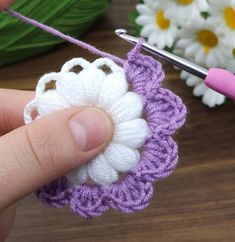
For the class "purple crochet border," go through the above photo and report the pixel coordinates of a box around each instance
[36,42,187,218]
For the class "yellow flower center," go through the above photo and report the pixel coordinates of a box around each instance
[197,29,218,54]
[177,0,193,5]
[224,7,235,29]
[155,10,170,30]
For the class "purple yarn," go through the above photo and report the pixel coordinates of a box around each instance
[3,8,124,65]
[4,8,187,218]
[36,177,71,208]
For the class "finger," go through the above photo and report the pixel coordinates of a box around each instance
[0,89,33,134]
[0,107,113,211]
[0,204,16,241]
[0,0,15,10]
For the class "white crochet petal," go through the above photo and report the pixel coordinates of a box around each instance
[55,72,87,106]
[109,92,143,123]
[66,165,88,185]
[88,153,118,186]
[61,58,91,72]
[92,58,123,73]
[98,71,128,109]
[113,119,150,149]
[24,100,38,124]
[78,67,106,105]
[104,143,140,172]
[36,90,70,116]
[36,72,59,95]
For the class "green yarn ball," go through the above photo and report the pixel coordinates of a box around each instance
[0,0,111,66]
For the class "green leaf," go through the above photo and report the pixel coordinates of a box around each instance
[0,0,111,66]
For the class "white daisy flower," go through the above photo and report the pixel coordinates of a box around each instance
[208,0,235,46]
[181,70,226,107]
[176,17,231,67]
[24,58,150,186]
[135,0,178,49]
[164,0,209,24]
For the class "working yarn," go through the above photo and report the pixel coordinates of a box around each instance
[4,8,187,218]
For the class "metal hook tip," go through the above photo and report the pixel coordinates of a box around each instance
[115,29,127,36]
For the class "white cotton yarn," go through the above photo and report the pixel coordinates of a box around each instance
[24,58,150,186]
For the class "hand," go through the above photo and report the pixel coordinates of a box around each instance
[0,89,113,241]
[0,0,15,10]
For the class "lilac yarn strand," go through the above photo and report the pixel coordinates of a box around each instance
[3,8,125,65]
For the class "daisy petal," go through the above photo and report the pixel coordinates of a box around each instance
[197,0,209,11]
[186,76,202,87]
[136,4,153,15]
[104,143,140,172]
[180,71,188,80]
[156,34,166,49]
[136,15,154,25]
[232,1,235,8]
[36,91,70,116]
[149,31,159,46]
[202,89,217,108]
[166,34,174,48]
[185,43,199,57]
[98,71,128,109]
[88,154,118,186]
[141,24,155,37]
[144,0,158,9]
[216,94,226,106]
[193,49,204,65]
[113,119,150,149]
[206,53,217,67]
[109,92,143,123]
[193,82,207,97]
[176,39,193,49]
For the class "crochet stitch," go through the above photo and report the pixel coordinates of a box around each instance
[4,8,187,218]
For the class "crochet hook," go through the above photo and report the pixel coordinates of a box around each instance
[115,29,235,101]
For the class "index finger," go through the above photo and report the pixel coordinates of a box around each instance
[0,0,15,10]
[0,89,34,134]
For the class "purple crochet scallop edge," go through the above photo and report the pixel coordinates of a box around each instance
[36,43,187,218]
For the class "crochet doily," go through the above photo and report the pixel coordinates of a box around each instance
[24,44,187,218]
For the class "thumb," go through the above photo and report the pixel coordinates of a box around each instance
[0,107,113,211]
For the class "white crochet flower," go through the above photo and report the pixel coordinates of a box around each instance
[136,0,178,49]
[164,0,209,24]
[176,17,231,68]
[181,71,226,107]
[24,58,150,186]
[208,0,235,46]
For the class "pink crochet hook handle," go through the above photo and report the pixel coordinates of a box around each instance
[205,69,235,100]
[116,29,235,100]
